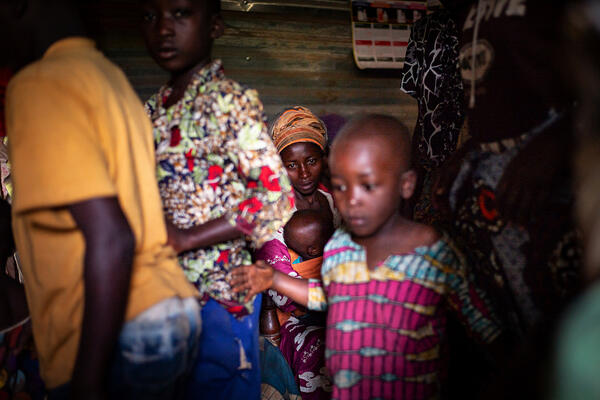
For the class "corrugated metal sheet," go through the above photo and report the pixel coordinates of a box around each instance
[88,1,417,126]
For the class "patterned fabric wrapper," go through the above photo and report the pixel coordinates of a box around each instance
[1,138,12,202]
[0,319,45,399]
[0,67,12,202]
[270,106,327,153]
[0,68,12,139]
[447,128,581,339]
[400,10,464,171]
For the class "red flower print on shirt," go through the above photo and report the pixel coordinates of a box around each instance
[258,166,281,192]
[170,126,181,147]
[288,195,295,209]
[185,149,195,172]
[217,250,230,264]
[208,165,224,190]
[239,197,263,214]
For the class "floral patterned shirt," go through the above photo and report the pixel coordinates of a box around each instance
[145,59,293,315]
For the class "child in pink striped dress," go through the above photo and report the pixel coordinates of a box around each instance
[231,114,502,399]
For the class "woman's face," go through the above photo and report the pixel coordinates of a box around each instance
[280,142,324,196]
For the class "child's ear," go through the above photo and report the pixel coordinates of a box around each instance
[307,245,320,258]
[210,14,224,40]
[399,169,417,199]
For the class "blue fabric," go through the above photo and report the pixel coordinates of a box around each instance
[259,337,301,399]
[47,297,201,400]
[186,294,262,400]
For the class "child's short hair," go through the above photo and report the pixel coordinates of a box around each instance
[334,113,412,169]
[284,209,334,259]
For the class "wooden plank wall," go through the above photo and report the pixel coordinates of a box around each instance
[87,1,417,128]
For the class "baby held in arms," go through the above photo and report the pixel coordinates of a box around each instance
[283,209,334,263]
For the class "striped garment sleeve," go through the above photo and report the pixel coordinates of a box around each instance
[307,278,328,311]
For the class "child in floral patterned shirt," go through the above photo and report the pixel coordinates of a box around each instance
[141,0,293,398]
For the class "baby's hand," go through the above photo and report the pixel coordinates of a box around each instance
[229,261,274,303]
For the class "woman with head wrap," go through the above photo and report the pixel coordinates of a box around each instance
[256,106,340,399]
[270,106,338,221]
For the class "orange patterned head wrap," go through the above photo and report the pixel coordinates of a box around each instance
[270,106,328,153]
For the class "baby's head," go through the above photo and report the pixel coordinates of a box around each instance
[283,210,334,261]
[329,114,416,238]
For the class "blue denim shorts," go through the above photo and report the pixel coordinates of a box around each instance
[48,296,201,400]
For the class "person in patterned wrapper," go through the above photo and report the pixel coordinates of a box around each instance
[434,0,582,341]
[400,0,470,226]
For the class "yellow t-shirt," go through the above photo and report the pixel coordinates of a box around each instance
[6,37,197,388]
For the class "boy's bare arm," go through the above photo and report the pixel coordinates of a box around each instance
[68,197,135,400]
[166,216,241,254]
[230,262,309,306]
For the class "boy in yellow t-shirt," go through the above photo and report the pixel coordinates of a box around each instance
[2,1,201,398]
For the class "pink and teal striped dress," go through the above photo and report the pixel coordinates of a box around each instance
[307,228,501,400]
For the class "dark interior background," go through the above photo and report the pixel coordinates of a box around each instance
[83,0,417,126]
